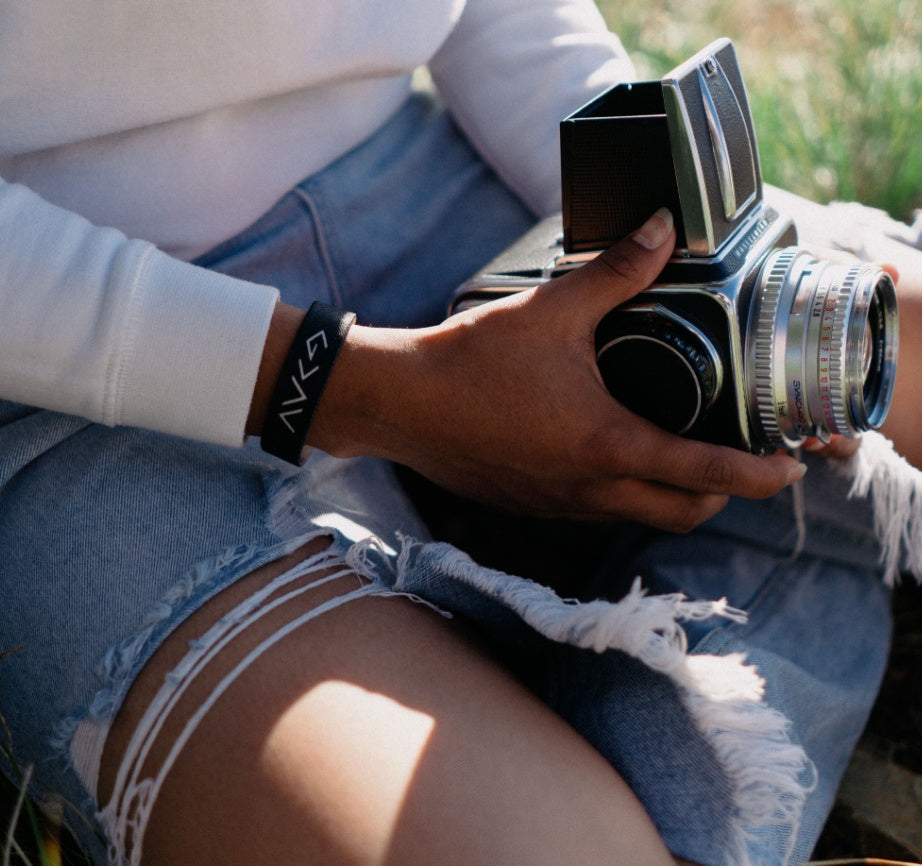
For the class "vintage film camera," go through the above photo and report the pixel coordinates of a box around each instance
[452,39,898,452]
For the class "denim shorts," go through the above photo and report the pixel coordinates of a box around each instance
[0,90,911,866]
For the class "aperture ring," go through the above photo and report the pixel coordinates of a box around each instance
[823,267,856,435]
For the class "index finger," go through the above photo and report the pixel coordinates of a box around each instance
[621,419,807,500]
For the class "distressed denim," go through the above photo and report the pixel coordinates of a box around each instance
[0,91,909,866]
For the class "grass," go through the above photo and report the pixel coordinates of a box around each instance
[596,0,922,223]
[0,646,89,866]
[0,762,62,866]
[0,656,58,866]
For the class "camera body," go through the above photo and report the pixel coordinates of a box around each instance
[452,39,897,452]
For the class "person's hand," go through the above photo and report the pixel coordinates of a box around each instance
[309,209,806,532]
[801,435,862,459]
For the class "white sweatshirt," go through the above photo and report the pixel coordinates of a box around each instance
[0,0,633,446]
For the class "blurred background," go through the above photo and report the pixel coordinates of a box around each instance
[596,0,922,224]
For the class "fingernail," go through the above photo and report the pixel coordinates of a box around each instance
[802,438,824,452]
[787,462,808,484]
[631,208,674,250]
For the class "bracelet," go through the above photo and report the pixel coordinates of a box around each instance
[261,302,356,464]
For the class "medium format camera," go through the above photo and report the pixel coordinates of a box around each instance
[452,39,898,452]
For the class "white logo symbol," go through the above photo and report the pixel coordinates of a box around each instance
[278,329,329,433]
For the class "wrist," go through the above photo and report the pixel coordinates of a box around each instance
[247,301,305,439]
[248,301,359,463]
[260,302,356,463]
[306,323,427,461]
[251,305,454,468]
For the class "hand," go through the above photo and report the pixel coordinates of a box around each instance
[801,435,862,459]
[876,259,922,468]
[309,209,806,532]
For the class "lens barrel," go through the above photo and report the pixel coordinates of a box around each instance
[746,247,898,448]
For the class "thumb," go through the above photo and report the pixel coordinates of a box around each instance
[562,208,676,321]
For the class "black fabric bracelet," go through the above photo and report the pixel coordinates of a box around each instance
[261,302,356,465]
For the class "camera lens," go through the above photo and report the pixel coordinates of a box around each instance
[746,247,898,448]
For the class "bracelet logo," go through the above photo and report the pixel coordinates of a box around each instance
[278,328,329,433]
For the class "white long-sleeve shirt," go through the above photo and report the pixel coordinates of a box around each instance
[0,0,633,446]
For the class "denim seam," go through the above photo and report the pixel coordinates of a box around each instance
[291,185,345,310]
[189,187,302,274]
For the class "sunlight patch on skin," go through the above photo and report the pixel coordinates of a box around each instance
[260,679,436,851]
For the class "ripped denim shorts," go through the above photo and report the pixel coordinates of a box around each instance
[1,90,917,866]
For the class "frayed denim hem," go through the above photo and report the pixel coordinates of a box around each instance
[90,528,815,866]
[841,430,922,584]
[56,459,413,799]
[95,532,434,866]
[391,539,816,866]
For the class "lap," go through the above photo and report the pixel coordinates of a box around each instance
[98,539,677,866]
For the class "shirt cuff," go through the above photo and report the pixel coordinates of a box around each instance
[112,246,280,447]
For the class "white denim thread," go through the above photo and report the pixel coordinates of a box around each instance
[97,536,402,865]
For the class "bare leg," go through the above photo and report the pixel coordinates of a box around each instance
[98,539,683,865]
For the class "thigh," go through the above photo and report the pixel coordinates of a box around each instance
[98,541,678,866]
[3,93,539,862]
[0,407,287,860]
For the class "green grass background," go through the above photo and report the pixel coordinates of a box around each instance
[596,0,922,223]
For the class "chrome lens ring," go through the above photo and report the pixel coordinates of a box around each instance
[845,266,898,431]
[747,247,898,448]
[748,247,801,446]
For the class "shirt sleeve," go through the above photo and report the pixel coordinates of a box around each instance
[0,179,279,447]
[428,0,636,218]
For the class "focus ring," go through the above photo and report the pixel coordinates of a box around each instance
[751,249,797,444]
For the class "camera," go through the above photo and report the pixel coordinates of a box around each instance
[452,38,898,452]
